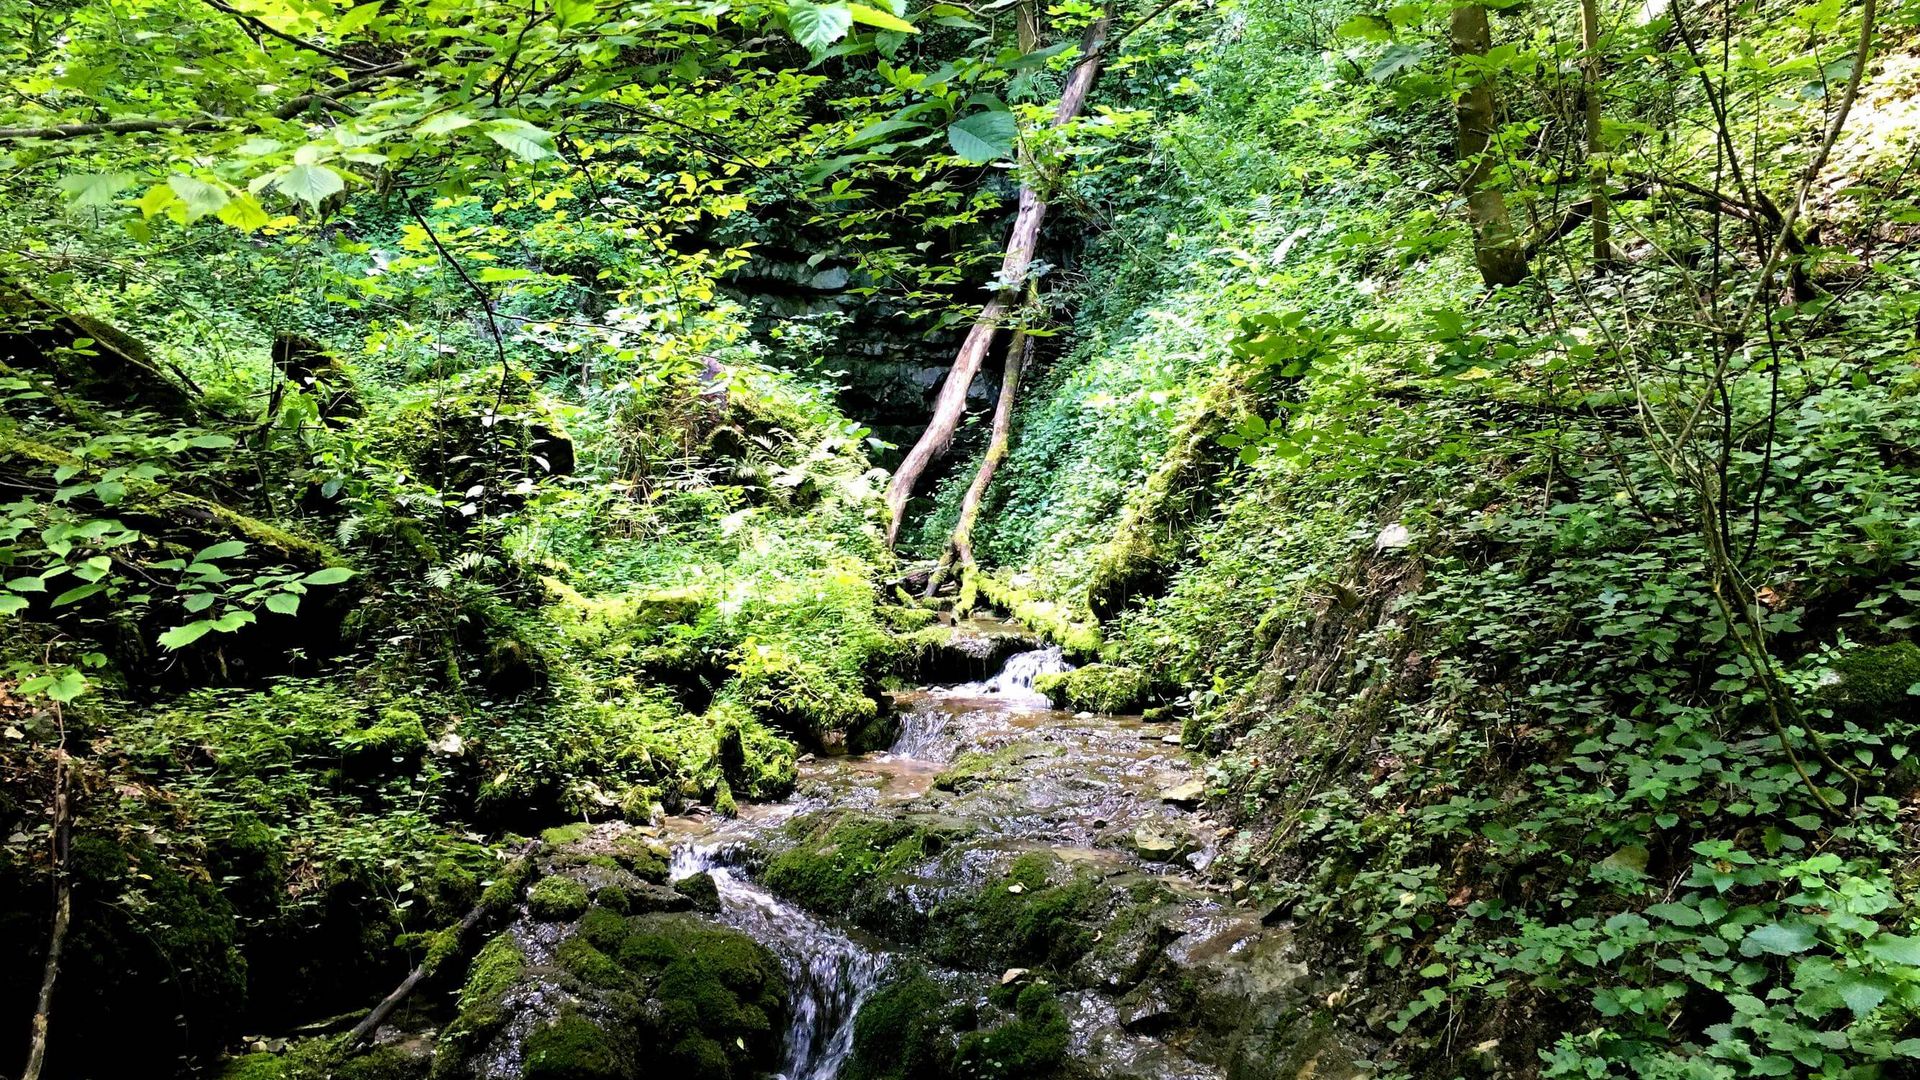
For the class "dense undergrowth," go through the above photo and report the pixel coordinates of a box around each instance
[940,0,1920,1075]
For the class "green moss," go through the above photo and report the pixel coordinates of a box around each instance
[529,875,592,921]
[975,574,1102,655]
[1814,642,1920,724]
[609,832,670,882]
[762,814,952,913]
[673,871,722,913]
[541,822,594,846]
[844,974,963,1080]
[1032,664,1151,714]
[616,914,787,1078]
[556,935,633,990]
[580,906,632,951]
[953,983,1069,1079]
[929,853,1097,971]
[523,1009,630,1080]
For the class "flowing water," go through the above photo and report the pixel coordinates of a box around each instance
[654,646,1240,1079]
[669,844,889,1080]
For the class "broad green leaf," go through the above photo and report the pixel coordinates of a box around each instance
[848,3,916,32]
[194,541,249,563]
[1866,933,1920,966]
[335,0,382,33]
[218,194,274,233]
[46,670,87,703]
[788,0,854,52]
[57,172,136,208]
[947,110,1017,164]
[554,0,598,27]
[265,592,301,615]
[0,594,26,616]
[158,621,217,650]
[7,576,47,593]
[1743,922,1818,956]
[418,113,477,136]
[478,266,534,282]
[304,566,356,586]
[1644,902,1703,927]
[137,184,178,218]
[1338,13,1395,40]
[1836,973,1890,1018]
[187,434,236,449]
[212,610,256,632]
[168,174,229,221]
[276,164,345,206]
[52,581,108,607]
[847,118,925,147]
[483,118,556,161]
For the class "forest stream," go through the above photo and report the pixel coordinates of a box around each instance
[461,627,1307,1080]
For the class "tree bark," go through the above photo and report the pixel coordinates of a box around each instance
[1580,0,1611,264]
[1450,4,1528,287]
[884,15,1112,547]
[925,329,1033,611]
[21,750,71,1080]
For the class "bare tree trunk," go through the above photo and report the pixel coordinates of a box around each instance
[22,750,71,1080]
[925,329,1033,611]
[1580,0,1611,264]
[884,15,1112,547]
[1450,4,1529,287]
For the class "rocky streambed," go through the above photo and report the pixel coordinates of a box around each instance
[354,641,1371,1080]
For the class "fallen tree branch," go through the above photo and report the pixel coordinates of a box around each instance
[341,842,542,1053]
[20,748,72,1080]
[0,61,419,141]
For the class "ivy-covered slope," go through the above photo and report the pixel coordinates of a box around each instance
[950,2,1920,1076]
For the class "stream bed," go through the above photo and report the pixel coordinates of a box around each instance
[646,646,1269,1080]
[414,638,1359,1080]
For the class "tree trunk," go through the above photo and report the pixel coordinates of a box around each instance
[1580,0,1611,264]
[925,329,1033,612]
[884,15,1112,547]
[1450,4,1528,287]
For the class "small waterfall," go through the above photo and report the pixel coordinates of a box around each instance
[672,844,889,1080]
[952,646,1072,704]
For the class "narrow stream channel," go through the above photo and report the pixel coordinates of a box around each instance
[658,646,1222,1078]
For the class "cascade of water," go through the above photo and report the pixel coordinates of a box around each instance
[672,844,889,1080]
[951,646,1072,704]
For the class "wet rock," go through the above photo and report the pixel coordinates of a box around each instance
[672,871,722,913]
[1158,779,1205,807]
[1130,826,1196,863]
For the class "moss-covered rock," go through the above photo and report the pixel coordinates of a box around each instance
[761,813,958,914]
[528,875,592,921]
[844,974,970,1080]
[524,1008,631,1080]
[1813,642,1920,725]
[673,871,722,913]
[927,853,1098,972]
[953,983,1070,1079]
[1033,664,1151,714]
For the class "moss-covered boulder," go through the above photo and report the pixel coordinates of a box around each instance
[761,812,966,920]
[1033,664,1152,714]
[528,874,592,921]
[1812,642,1920,726]
[432,911,785,1080]
[844,973,1069,1080]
